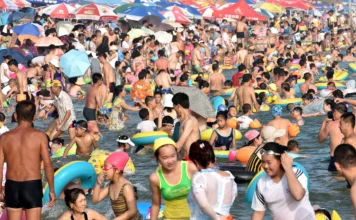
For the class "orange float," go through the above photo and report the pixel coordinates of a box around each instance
[227,117,239,129]
[288,124,300,137]
[236,146,256,165]
[16,94,26,102]
[249,119,262,129]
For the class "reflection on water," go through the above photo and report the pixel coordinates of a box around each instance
[4,68,355,219]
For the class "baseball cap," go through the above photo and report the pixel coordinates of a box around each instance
[245,130,260,141]
[271,105,283,116]
[50,80,62,87]
[262,126,286,142]
[117,135,135,146]
[153,137,176,153]
[105,151,129,171]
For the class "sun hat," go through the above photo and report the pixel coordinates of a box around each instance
[105,151,129,171]
[153,137,176,153]
[75,77,85,86]
[271,105,283,116]
[245,130,260,141]
[49,59,59,68]
[50,80,62,87]
[117,135,135,146]
[262,126,286,142]
[163,94,174,108]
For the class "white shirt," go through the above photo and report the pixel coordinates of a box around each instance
[0,63,10,84]
[136,120,156,132]
[54,91,76,131]
[237,115,253,129]
[0,125,9,135]
[252,167,315,220]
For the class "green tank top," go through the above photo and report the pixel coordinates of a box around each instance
[156,161,191,219]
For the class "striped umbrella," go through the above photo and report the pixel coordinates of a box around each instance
[39,3,76,19]
[0,0,18,10]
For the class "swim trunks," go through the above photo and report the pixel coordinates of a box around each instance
[83,107,96,121]
[192,65,203,74]
[328,156,337,172]
[210,90,219,94]
[109,82,115,93]
[5,179,42,209]
[161,88,173,95]
[236,32,245,38]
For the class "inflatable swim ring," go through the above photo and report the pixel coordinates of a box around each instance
[349,63,356,73]
[223,88,234,96]
[124,84,155,92]
[84,77,92,84]
[296,79,305,85]
[227,117,239,129]
[200,128,242,141]
[236,146,256,165]
[315,82,346,90]
[52,144,77,158]
[288,124,300,137]
[132,131,168,146]
[250,119,262,129]
[221,65,234,70]
[244,162,309,202]
[289,64,300,71]
[189,74,209,86]
[43,161,97,204]
[273,98,302,106]
[214,150,229,158]
[318,70,349,82]
[211,96,225,114]
[219,165,256,183]
[254,90,270,95]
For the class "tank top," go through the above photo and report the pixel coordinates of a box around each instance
[109,183,143,220]
[156,161,191,219]
[214,128,234,150]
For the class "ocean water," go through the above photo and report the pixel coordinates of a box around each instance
[4,68,354,219]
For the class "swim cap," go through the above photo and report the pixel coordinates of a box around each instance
[105,152,129,171]
[217,104,227,112]
[245,130,260,141]
[153,137,176,153]
[271,105,283,116]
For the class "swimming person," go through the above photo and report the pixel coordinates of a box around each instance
[251,142,315,220]
[59,188,107,220]
[334,144,356,219]
[188,140,237,219]
[92,152,142,219]
[267,105,293,146]
[209,111,236,151]
[149,137,197,220]
[339,112,356,148]
[0,101,55,219]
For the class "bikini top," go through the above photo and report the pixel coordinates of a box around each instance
[70,210,88,220]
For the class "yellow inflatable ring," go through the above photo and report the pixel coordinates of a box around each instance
[131,131,169,146]
[273,98,302,107]
[200,128,242,141]
[315,82,346,90]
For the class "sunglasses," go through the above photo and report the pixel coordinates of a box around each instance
[103,165,116,171]
[260,149,281,156]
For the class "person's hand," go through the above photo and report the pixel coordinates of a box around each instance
[48,191,56,207]
[56,123,63,132]
[97,172,104,185]
[220,146,227,151]
[334,98,344,104]
[281,153,293,171]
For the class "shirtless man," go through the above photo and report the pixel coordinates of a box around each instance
[98,53,115,103]
[145,96,160,121]
[168,50,183,71]
[191,42,203,74]
[26,63,42,83]
[208,63,225,96]
[44,45,59,65]
[172,93,199,159]
[154,69,173,95]
[299,73,318,95]
[0,101,55,219]
[154,50,169,73]
[339,112,356,148]
[277,36,286,56]
[94,30,103,48]
[236,16,248,45]
[236,43,248,65]
[267,105,293,146]
[234,74,259,112]
[295,41,305,58]
[8,59,32,102]
[63,120,99,158]
[84,73,103,135]
[343,49,356,62]
[104,27,118,46]
[318,103,347,171]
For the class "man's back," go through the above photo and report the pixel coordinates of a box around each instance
[209,73,224,91]
[86,85,98,109]
[155,58,169,71]
[155,72,171,89]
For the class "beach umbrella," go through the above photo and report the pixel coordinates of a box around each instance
[38,3,76,19]
[13,23,41,43]
[141,27,155,35]
[118,6,165,21]
[139,15,162,26]
[32,23,45,37]
[58,35,76,44]
[7,11,24,22]
[155,31,172,44]
[60,49,90,78]
[156,2,202,19]
[75,4,118,21]
[172,86,215,118]
[127,28,146,39]
[0,0,18,10]
[0,48,32,67]
[266,0,313,10]
[113,3,145,14]
[12,0,31,8]
[154,23,174,31]
[162,7,191,24]
[254,8,274,19]
[257,2,284,13]
[56,21,74,37]
[35,36,63,47]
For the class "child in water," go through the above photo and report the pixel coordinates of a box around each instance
[63,120,99,158]
[209,111,236,151]
[92,152,143,220]
[116,135,135,152]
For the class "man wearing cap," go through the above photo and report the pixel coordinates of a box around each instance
[267,105,293,146]
[8,59,33,103]
[234,74,259,112]
[44,80,76,140]
[0,55,12,88]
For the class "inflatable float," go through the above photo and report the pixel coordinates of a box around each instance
[289,64,300,71]
[188,74,209,86]
[214,150,230,158]
[137,202,164,219]
[244,162,309,202]
[43,161,97,204]
[200,128,242,141]
[52,144,77,158]
[349,63,356,73]
[273,98,302,106]
[124,84,155,92]
[219,165,256,184]
[236,146,256,165]
[254,90,270,95]
[223,88,234,96]
[211,96,225,114]
[131,131,169,146]
[315,82,346,90]
[318,70,349,82]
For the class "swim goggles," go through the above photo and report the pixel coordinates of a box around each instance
[162,123,174,127]
[73,123,87,131]
[102,165,117,171]
[260,149,281,156]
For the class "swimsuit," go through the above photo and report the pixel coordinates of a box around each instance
[109,82,116,93]
[70,210,88,220]
[214,128,234,150]
[236,32,245,38]
[83,107,96,121]
[328,156,337,172]
[161,88,173,95]
[5,179,42,209]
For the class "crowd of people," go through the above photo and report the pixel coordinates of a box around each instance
[1,4,356,220]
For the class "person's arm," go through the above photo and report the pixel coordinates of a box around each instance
[17,74,23,94]
[336,98,356,107]
[281,153,306,201]
[233,89,238,107]
[318,117,330,143]
[89,209,108,220]
[92,136,99,150]
[92,172,109,204]
[231,129,236,150]
[57,110,71,132]
[251,90,260,112]
[40,132,56,206]
[175,119,194,152]
[63,138,76,158]
[0,136,4,202]
[208,130,217,147]
[44,105,56,122]
[3,67,10,80]
[113,184,140,220]
[149,173,161,220]
[121,101,139,111]
[95,92,103,109]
